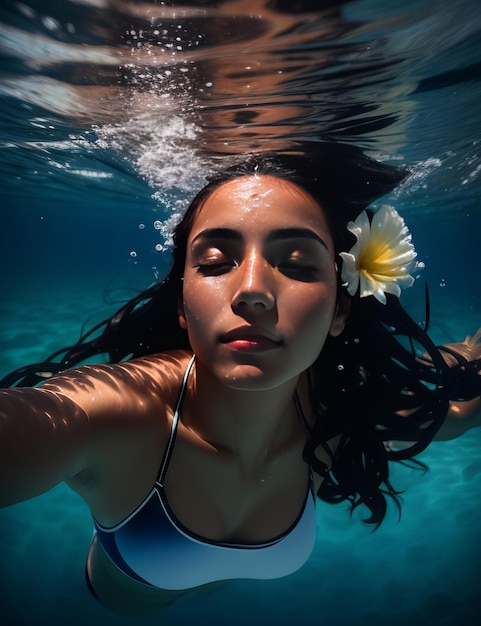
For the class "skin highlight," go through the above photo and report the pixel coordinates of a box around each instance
[179,175,347,393]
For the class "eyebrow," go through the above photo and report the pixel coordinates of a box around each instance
[191,227,329,249]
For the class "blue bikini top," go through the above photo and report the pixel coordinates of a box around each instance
[93,356,317,591]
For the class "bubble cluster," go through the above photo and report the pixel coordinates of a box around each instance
[401,158,443,196]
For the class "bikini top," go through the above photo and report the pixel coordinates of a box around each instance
[93,356,317,591]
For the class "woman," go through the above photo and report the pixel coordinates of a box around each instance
[1,144,480,616]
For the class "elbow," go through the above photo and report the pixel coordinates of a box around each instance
[434,397,481,440]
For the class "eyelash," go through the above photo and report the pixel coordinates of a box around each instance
[277,260,319,277]
[192,261,238,276]
[192,258,318,278]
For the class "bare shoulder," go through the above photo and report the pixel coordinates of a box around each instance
[41,349,192,427]
[50,350,193,523]
[0,351,193,513]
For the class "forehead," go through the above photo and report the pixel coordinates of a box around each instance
[189,174,331,238]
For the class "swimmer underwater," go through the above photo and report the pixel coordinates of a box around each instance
[1,144,481,616]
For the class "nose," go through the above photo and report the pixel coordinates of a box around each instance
[231,250,276,312]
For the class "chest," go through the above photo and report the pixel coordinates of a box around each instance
[162,429,312,544]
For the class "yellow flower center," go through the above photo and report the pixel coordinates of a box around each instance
[358,236,406,281]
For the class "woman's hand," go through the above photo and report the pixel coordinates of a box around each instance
[438,328,481,367]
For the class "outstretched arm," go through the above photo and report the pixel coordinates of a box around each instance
[0,387,90,507]
[435,397,481,440]
[0,353,184,512]
[434,328,481,440]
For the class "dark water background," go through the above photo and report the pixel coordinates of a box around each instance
[1,1,481,624]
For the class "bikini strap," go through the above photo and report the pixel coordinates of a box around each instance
[156,355,196,488]
[157,364,309,487]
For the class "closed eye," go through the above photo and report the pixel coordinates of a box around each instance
[276,260,320,281]
[192,260,238,276]
[273,245,323,281]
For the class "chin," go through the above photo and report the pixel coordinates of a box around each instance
[219,364,298,392]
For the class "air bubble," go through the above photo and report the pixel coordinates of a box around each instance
[155,243,163,252]
[337,364,344,371]
[42,16,60,31]
[138,223,145,229]
[18,3,36,19]
[153,220,162,230]
[130,251,137,257]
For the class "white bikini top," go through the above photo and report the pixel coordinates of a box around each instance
[93,356,317,590]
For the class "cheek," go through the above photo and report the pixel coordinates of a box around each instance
[288,279,337,322]
[180,278,219,334]
[286,284,338,346]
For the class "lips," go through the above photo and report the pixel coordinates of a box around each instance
[220,327,282,351]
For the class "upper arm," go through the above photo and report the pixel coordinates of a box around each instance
[0,386,90,506]
[424,329,481,441]
[0,360,152,506]
[0,353,186,509]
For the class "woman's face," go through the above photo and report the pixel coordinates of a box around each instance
[179,174,347,391]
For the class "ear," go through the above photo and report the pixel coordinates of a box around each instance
[329,293,350,337]
[178,296,187,330]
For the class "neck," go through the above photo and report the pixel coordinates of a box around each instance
[183,359,304,471]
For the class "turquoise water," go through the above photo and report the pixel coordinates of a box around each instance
[1,1,481,624]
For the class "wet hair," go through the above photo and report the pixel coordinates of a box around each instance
[2,142,479,526]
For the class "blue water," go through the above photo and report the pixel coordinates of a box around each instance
[1,1,481,624]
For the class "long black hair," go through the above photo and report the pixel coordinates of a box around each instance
[2,142,479,526]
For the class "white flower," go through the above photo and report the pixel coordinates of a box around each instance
[339,205,417,304]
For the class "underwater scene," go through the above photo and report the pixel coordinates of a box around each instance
[1,0,481,624]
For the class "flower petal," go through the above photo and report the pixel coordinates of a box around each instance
[339,251,360,296]
[339,205,417,303]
